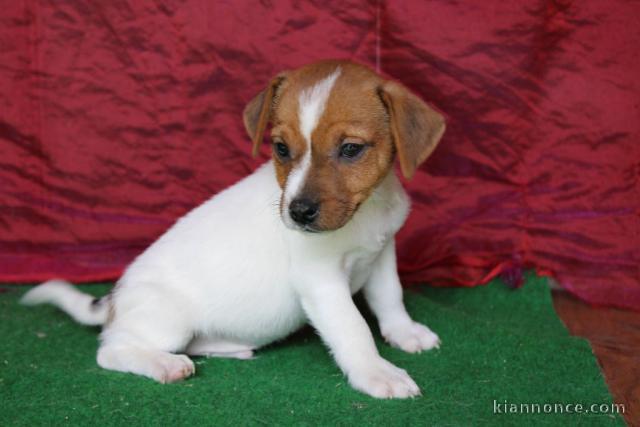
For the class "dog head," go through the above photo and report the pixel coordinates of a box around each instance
[243,60,445,233]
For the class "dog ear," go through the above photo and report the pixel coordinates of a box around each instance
[243,73,288,157]
[378,81,446,179]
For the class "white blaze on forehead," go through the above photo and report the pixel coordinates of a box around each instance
[282,68,341,217]
[298,67,341,144]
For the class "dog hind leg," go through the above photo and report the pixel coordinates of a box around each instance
[97,344,195,383]
[96,296,196,383]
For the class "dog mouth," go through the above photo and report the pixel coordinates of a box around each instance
[300,224,322,233]
[280,217,324,233]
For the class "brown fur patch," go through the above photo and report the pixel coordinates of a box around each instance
[245,59,445,232]
[269,61,395,231]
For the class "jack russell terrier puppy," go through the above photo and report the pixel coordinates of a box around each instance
[22,59,446,399]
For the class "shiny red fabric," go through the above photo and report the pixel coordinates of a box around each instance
[1,1,638,309]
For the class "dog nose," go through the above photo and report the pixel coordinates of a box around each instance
[289,198,320,226]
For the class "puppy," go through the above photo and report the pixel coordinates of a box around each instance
[22,59,446,399]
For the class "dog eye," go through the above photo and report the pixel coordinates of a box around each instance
[273,142,290,159]
[339,142,365,159]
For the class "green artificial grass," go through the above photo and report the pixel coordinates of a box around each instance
[0,276,622,426]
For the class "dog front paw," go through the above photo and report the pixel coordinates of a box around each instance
[348,358,420,399]
[382,321,441,353]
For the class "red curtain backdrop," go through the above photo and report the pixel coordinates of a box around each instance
[1,1,638,309]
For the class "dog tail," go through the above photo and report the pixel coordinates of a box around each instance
[20,279,110,326]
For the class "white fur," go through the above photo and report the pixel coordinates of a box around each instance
[281,68,341,229]
[22,84,442,396]
[23,161,440,396]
